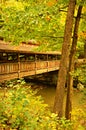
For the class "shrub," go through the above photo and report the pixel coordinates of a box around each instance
[71,108,86,130]
[0,85,58,130]
[0,80,86,130]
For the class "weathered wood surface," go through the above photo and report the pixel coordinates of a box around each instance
[0,60,60,82]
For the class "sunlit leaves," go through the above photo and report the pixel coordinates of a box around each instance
[0,0,64,50]
[0,86,86,129]
[0,0,85,51]
[47,0,57,7]
[79,31,86,40]
[4,0,25,10]
[0,86,58,129]
[78,6,86,42]
[0,79,86,129]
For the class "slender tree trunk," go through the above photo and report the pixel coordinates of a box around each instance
[53,0,76,117]
[65,2,83,120]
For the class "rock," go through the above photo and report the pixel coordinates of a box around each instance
[77,83,84,91]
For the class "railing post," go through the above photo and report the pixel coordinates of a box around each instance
[18,53,20,78]
[47,54,49,72]
[35,54,37,74]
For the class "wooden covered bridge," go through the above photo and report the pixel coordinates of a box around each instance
[0,40,61,82]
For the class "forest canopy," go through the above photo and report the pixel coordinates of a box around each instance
[0,0,86,51]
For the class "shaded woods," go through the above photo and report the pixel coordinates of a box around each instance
[0,0,86,129]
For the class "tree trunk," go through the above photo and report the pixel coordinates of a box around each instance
[65,2,83,120]
[53,0,76,117]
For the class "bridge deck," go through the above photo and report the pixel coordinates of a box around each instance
[0,40,61,82]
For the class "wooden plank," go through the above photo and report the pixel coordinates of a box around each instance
[36,61,47,70]
[19,71,36,78]
[0,40,61,55]
[0,73,18,82]
[0,63,18,74]
[36,69,48,74]
[20,62,35,72]
[48,67,59,71]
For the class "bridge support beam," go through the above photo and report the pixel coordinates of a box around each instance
[25,70,59,86]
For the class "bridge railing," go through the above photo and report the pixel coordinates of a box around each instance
[0,60,60,82]
[0,51,61,82]
[0,62,18,74]
[0,60,60,74]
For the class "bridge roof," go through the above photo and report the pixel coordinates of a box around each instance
[0,40,61,55]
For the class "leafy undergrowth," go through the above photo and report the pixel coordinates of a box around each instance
[0,80,86,130]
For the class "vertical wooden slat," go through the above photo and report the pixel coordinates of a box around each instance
[35,54,37,74]
[18,53,20,78]
[47,54,48,72]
